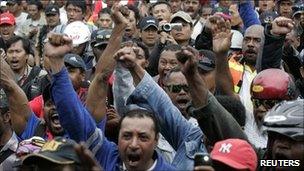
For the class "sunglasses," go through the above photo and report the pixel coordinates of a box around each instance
[252,99,281,110]
[166,84,189,93]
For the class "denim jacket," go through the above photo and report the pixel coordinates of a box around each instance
[113,64,176,164]
[127,71,207,170]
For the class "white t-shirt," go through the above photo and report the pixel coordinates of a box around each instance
[14,12,28,35]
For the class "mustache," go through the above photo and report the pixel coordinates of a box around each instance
[245,49,257,54]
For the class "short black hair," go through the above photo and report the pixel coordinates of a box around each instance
[215,95,246,127]
[151,0,171,12]
[6,36,31,55]
[66,0,86,14]
[27,0,43,11]
[160,44,181,54]
[119,109,160,138]
[134,40,150,59]
[98,7,111,17]
[163,67,182,85]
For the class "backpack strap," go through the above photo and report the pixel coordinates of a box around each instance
[0,149,14,164]
[22,66,42,87]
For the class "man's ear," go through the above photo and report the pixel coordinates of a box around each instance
[300,66,304,79]
[2,111,11,123]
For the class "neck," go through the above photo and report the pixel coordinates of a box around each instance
[15,65,27,76]
[0,128,13,147]
[14,10,22,17]
[178,40,189,47]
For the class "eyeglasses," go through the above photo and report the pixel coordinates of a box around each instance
[252,99,281,110]
[165,84,189,93]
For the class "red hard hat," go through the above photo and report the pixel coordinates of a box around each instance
[250,69,297,100]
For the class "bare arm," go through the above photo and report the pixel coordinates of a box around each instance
[86,4,128,122]
[211,16,240,99]
[0,55,31,135]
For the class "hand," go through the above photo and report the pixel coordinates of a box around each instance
[111,2,129,26]
[113,46,138,69]
[159,31,177,45]
[176,46,199,76]
[44,32,73,59]
[0,53,15,83]
[210,16,233,54]
[74,143,103,171]
[29,27,38,37]
[271,17,294,36]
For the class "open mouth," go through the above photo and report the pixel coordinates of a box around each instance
[50,112,61,128]
[127,154,141,166]
[10,60,19,67]
[177,98,189,108]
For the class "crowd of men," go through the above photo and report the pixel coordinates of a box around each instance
[0,0,303,170]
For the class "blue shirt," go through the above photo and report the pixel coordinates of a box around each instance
[51,67,175,170]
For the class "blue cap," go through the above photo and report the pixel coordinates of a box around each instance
[64,53,86,71]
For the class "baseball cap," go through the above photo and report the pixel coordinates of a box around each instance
[0,12,15,25]
[22,137,80,165]
[211,139,257,171]
[197,50,216,72]
[251,69,297,100]
[170,11,192,25]
[64,53,86,71]
[212,7,232,20]
[90,29,112,47]
[139,16,159,31]
[292,2,304,18]
[0,1,7,7]
[259,11,278,25]
[264,99,304,141]
[63,21,91,47]
[45,4,60,15]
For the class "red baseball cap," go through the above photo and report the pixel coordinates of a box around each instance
[211,139,257,171]
[0,12,15,25]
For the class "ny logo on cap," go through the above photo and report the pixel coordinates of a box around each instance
[219,143,232,153]
[51,8,56,12]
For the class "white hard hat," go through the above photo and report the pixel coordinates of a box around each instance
[63,21,91,47]
[230,30,243,50]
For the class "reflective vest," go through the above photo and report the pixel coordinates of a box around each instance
[229,57,245,93]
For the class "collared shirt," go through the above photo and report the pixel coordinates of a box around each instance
[19,14,46,39]
[0,132,19,171]
[122,159,157,171]
[244,110,268,149]
[239,65,257,113]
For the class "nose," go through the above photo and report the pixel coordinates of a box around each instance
[247,39,255,48]
[129,137,139,150]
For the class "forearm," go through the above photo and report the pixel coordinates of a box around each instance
[86,71,109,123]
[215,53,237,98]
[95,24,126,75]
[186,71,208,108]
[129,64,145,86]
[259,25,285,72]
[2,79,30,135]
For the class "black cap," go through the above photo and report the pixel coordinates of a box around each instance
[22,137,80,165]
[292,2,304,18]
[45,4,60,15]
[90,29,112,47]
[6,0,21,5]
[197,50,216,72]
[260,11,278,25]
[138,16,159,31]
[64,53,86,71]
